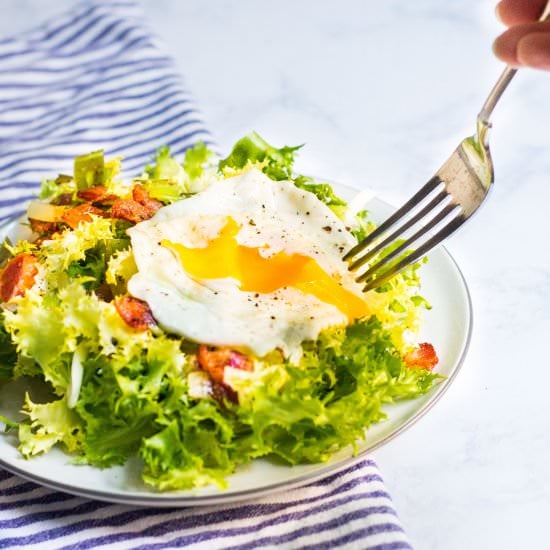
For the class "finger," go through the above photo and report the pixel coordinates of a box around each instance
[496,0,548,26]
[517,32,550,68]
[493,21,550,66]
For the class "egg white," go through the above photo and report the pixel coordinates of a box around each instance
[127,168,366,360]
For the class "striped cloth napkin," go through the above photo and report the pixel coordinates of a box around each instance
[0,1,412,548]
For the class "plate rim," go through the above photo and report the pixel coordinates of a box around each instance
[0,192,473,507]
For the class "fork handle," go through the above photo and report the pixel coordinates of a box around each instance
[477,0,550,129]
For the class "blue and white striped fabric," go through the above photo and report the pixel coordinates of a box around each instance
[0,460,410,549]
[0,2,412,549]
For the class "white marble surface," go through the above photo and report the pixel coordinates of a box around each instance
[3,1,550,548]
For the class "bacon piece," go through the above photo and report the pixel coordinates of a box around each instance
[51,193,74,206]
[110,184,163,224]
[197,346,253,385]
[0,254,39,303]
[211,381,238,405]
[29,218,59,235]
[110,199,152,224]
[403,343,439,371]
[94,282,114,303]
[132,184,163,213]
[61,203,106,229]
[29,218,60,245]
[77,185,118,204]
[114,296,156,331]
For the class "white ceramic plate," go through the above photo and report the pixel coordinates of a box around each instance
[0,184,472,507]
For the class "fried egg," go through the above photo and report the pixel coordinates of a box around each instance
[127,168,369,360]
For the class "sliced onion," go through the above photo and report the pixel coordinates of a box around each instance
[67,345,86,409]
[27,201,67,222]
[187,371,212,399]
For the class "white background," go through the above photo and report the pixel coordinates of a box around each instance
[2,1,550,548]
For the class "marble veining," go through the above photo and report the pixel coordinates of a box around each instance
[1,1,550,548]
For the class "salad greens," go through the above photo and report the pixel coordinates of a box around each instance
[0,316,17,381]
[218,131,301,182]
[74,150,104,190]
[0,133,440,491]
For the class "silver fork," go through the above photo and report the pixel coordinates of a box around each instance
[345,2,550,292]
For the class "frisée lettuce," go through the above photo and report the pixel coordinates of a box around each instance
[0,134,441,491]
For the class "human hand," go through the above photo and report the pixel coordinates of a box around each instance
[493,0,550,69]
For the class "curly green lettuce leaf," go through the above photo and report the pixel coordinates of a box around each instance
[3,287,71,392]
[66,238,130,292]
[143,142,216,202]
[12,357,41,380]
[293,175,348,218]
[146,146,186,184]
[183,141,215,182]
[105,248,137,294]
[223,318,440,465]
[349,210,375,242]
[3,273,156,396]
[74,336,186,467]
[0,314,17,380]
[219,132,302,181]
[40,216,115,276]
[140,406,235,491]
[66,246,108,292]
[4,233,109,387]
[75,355,159,466]
[39,174,75,202]
[103,157,123,186]
[0,415,18,433]
[19,394,83,457]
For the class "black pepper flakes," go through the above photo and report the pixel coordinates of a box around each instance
[322,226,332,232]
[249,219,256,226]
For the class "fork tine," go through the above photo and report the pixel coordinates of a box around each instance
[343,175,442,261]
[347,188,450,272]
[355,201,460,284]
[362,213,467,291]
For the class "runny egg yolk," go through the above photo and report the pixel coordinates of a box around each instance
[161,218,368,321]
